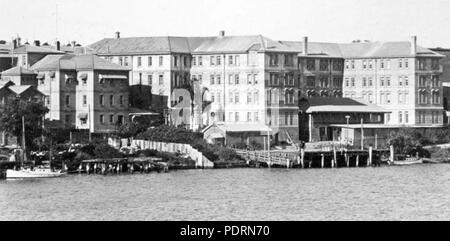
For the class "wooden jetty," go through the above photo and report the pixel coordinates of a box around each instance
[235,147,389,169]
[78,157,167,175]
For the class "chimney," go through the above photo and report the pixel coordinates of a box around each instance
[303,36,308,56]
[219,31,225,37]
[56,41,61,51]
[12,39,17,49]
[34,40,40,46]
[115,31,121,39]
[411,36,417,55]
[72,41,76,50]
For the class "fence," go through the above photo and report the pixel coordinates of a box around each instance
[108,138,214,168]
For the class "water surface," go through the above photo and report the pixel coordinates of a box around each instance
[1,165,449,220]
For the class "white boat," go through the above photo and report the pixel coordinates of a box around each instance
[389,157,423,166]
[6,167,66,179]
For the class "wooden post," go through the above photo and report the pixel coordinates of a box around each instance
[321,154,324,168]
[375,132,378,149]
[345,153,349,167]
[333,147,337,168]
[301,149,305,168]
[356,155,359,167]
[390,145,394,164]
[309,155,312,168]
[286,158,290,169]
[85,164,89,174]
[368,146,373,167]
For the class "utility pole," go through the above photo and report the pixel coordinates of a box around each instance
[22,116,27,164]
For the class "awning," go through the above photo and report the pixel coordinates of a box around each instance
[77,113,88,119]
[36,73,45,80]
[100,74,127,80]
[79,73,88,80]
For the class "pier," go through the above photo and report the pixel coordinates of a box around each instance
[235,147,389,168]
[78,157,167,175]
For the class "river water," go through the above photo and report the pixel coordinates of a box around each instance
[1,164,449,220]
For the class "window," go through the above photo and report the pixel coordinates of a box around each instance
[210,56,215,66]
[351,60,355,69]
[159,56,163,66]
[386,76,391,86]
[159,74,164,85]
[254,91,259,104]
[83,95,87,106]
[235,74,240,85]
[405,111,409,123]
[345,78,349,87]
[192,56,197,66]
[100,115,104,124]
[399,59,403,69]
[380,77,385,87]
[117,115,124,126]
[432,59,440,70]
[380,60,385,69]
[306,59,315,71]
[229,112,233,122]
[399,112,403,123]
[119,96,124,106]
[229,56,234,65]
[183,56,187,67]
[100,95,105,106]
[229,91,234,103]
[247,74,252,84]
[174,56,178,67]
[319,60,328,71]
[399,76,403,86]
[198,56,203,66]
[386,93,391,104]
[198,75,203,84]
[320,77,328,88]
[405,59,409,69]
[235,112,239,122]
[254,74,258,85]
[119,57,123,66]
[368,60,373,69]
[228,75,233,85]
[419,59,426,70]
[124,57,129,66]
[269,54,278,66]
[235,55,240,66]
[284,55,294,66]
[332,60,343,71]
[363,77,367,87]
[139,73,142,85]
[368,77,373,87]
[247,112,252,122]
[217,56,221,65]
[211,93,215,103]
[137,57,142,67]
[210,75,215,85]
[216,75,221,85]
[254,112,259,122]
[234,92,239,103]
[363,60,367,69]
[65,115,70,124]
[65,95,70,107]
[333,77,342,88]
[351,78,355,87]
[148,56,152,66]
[307,76,316,87]
[148,75,153,86]
[405,76,409,86]
[109,95,114,106]
[109,115,114,123]
[345,60,350,70]
[432,76,439,87]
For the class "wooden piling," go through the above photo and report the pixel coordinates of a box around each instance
[345,153,349,167]
[301,149,305,168]
[321,154,324,168]
[333,147,337,168]
[390,145,394,164]
[368,147,373,167]
[356,155,359,167]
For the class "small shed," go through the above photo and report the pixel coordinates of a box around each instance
[202,122,273,147]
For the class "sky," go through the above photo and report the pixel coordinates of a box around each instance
[1,0,450,48]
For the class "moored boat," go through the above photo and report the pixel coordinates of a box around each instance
[389,156,423,166]
[6,167,66,179]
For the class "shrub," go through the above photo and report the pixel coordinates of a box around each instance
[93,143,123,159]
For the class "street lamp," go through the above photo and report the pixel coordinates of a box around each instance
[345,115,351,149]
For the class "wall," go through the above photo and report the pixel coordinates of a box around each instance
[127,139,215,168]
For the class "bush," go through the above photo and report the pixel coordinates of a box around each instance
[136,125,203,144]
[93,143,123,159]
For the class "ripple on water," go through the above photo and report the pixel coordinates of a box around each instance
[1,164,450,220]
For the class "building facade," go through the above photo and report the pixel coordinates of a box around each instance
[341,37,444,126]
[31,54,131,133]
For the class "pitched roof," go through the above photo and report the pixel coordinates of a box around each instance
[280,41,343,57]
[203,122,273,133]
[10,45,65,54]
[31,54,130,71]
[339,41,443,58]
[193,35,294,53]
[303,97,389,113]
[7,85,33,95]
[1,66,36,76]
[88,36,216,55]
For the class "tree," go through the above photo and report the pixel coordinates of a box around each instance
[386,128,421,155]
[0,97,49,151]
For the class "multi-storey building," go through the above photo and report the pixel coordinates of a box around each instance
[340,36,444,126]
[88,33,214,108]
[30,54,131,133]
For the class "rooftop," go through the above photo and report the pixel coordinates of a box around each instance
[31,54,130,71]
[88,34,443,58]
[1,66,36,76]
[301,97,390,114]
[10,45,65,54]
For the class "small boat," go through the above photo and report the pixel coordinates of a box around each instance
[388,156,423,166]
[6,167,66,179]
